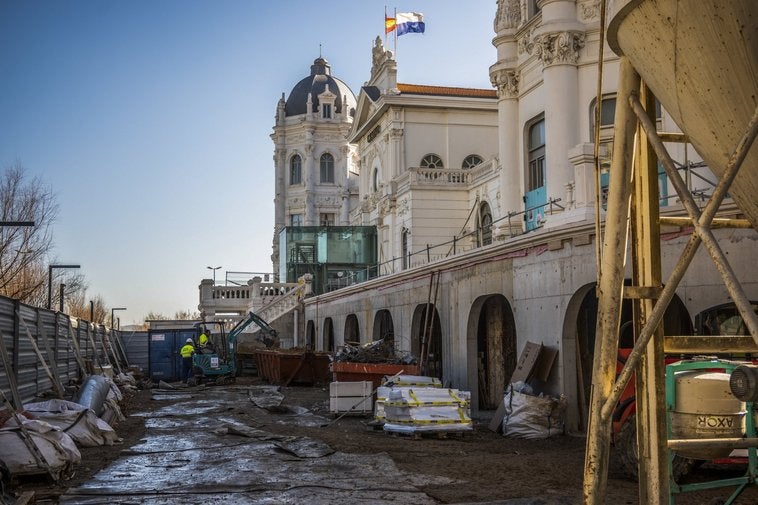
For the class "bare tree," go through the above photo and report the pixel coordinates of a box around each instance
[67,291,108,324]
[174,309,200,320]
[0,163,58,303]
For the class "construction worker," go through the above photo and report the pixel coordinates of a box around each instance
[198,331,209,348]
[180,338,195,383]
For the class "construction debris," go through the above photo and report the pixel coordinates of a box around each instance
[333,338,416,365]
[501,381,567,439]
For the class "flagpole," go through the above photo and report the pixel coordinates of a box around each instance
[393,7,398,59]
[384,6,388,46]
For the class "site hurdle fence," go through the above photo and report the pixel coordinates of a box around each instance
[0,294,125,408]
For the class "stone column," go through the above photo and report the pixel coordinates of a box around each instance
[530,0,585,210]
[304,127,316,225]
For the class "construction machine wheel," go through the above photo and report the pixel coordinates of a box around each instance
[615,414,699,481]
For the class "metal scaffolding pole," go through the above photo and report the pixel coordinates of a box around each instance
[583,56,640,504]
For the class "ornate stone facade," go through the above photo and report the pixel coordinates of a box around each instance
[529,31,585,66]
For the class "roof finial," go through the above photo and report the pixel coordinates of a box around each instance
[319,43,322,58]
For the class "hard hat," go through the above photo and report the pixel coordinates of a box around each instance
[186,338,193,343]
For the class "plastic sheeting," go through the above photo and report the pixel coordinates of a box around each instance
[23,399,118,447]
[501,383,567,439]
[380,382,473,434]
[73,375,111,416]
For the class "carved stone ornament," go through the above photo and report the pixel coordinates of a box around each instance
[371,36,394,79]
[397,197,409,217]
[530,31,585,66]
[495,0,522,31]
[491,69,519,98]
[518,26,537,54]
[580,0,601,20]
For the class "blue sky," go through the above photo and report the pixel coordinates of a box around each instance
[0,1,497,324]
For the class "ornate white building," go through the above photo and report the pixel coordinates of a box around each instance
[270,57,359,278]
[349,37,500,272]
[247,0,757,438]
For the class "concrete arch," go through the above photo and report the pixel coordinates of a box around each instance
[466,294,517,411]
[344,314,360,344]
[561,282,693,434]
[372,309,395,344]
[323,317,334,352]
[305,320,316,350]
[411,303,443,379]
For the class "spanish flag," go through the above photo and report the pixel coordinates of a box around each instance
[385,15,396,34]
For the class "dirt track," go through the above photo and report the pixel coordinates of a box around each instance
[10,377,758,504]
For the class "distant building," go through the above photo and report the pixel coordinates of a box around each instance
[270,57,360,281]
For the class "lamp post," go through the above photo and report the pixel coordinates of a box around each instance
[207,266,221,284]
[48,264,80,310]
[111,307,126,330]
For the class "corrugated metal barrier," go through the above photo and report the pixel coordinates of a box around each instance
[0,295,128,408]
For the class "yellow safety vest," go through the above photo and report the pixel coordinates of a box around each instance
[198,333,208,346]
[180,343,195,358]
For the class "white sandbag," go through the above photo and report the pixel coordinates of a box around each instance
[100,398,125,426]
[0,419,81,478]
[115,372,136,386]
[23,399,118,447]
[106,379,123,402]
[502,383,567,439]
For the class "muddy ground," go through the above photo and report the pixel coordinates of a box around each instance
[10,376,758,504]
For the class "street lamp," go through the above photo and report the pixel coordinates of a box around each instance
[111,307,126,330]
[207,266,221,284]
[48,264,80,310]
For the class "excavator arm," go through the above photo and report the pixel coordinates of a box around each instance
[228,311,280,348]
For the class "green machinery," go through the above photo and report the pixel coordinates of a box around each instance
[190,311,279,384]
[666,359,758,504]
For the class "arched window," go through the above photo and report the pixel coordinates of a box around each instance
[402,228,410,269]
[477,201,493,247]
[289,155,302,185]
[320,153,335,183]
[527,118,545,191]
[372,167,379,192]
[420,154,443,169]
[462,154,484,169]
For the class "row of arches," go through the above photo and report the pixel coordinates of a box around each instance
[304,280,714,425]
[305,293,519,411]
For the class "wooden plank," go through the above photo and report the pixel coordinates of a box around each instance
[0,327,22,409]
[663,335,758,354]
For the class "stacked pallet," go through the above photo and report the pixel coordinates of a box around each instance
[375,375,472,435]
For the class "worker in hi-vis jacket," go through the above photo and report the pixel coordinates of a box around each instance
[180,338,195,383]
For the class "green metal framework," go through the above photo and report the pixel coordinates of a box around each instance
[278,226,378,295]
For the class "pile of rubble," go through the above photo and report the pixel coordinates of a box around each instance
[333,339,416,365]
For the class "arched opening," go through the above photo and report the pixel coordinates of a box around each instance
[563,283,693,433]
[305,320,316,350]
[344,314,360,344]
[467,294,517,410]
[476,201,493,247]
[372,309,394,345]
[411,304,443,379]
[323,317,334,352]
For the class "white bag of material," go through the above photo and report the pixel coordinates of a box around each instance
[502,383,567,439]
[100,398,125,426]
[23,399,118,447]
[0,418,81,478]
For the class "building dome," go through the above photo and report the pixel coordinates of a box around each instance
[284,57,357,117]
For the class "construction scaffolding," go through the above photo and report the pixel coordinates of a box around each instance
[583,1,758,503]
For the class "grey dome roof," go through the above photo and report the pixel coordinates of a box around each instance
[285,57,357,117]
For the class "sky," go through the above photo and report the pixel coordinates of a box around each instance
[0,0,497,325]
